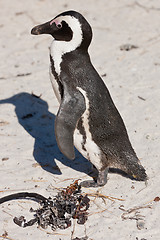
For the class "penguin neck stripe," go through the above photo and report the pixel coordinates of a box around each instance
[50,15,83,76]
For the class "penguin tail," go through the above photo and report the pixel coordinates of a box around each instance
[126,162,148,181]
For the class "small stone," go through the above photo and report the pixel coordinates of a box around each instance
[2,157,9,161]
[154,196,160,202]
[136,219,145,230]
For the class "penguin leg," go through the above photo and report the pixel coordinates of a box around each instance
[80,167,109,188]
[97,167,109,185]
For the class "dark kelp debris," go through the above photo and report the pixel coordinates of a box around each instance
[0,180,90,231]
[72,237,88,240]
[120,44,138,51]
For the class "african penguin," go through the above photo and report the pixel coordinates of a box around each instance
[31,10,147,187]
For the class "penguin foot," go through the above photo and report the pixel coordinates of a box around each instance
[80,167,109,188]
[80,180,99,188]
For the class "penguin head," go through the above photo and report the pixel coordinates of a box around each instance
[31,10,92,50]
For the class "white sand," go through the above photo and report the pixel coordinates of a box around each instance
[0,0,160,239]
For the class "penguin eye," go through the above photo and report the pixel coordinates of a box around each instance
[57,23,62,29]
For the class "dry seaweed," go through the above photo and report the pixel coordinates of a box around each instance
[119,203,153,230]
[0,181,90,231]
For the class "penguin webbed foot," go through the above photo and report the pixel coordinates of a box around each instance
[80,167,108,188]
[80,180,99,188]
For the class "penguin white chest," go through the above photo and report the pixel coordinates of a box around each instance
[74,88,103,170]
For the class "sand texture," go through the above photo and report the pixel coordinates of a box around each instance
[0,0,160,239]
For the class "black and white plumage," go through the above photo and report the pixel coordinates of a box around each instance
[31,10,147,187]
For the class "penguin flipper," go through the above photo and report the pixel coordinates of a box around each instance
[55,85,85,160]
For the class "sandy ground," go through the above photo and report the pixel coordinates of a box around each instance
[0,0,160,239]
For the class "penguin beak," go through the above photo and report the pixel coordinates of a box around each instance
[31,20,57,35]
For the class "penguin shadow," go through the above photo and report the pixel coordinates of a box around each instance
[0,92,92,177]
